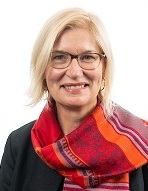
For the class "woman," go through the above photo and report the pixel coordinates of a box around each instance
[0,8,147,191]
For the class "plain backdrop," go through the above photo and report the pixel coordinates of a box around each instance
[0,0,148,160]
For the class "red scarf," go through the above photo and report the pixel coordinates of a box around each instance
[31,102,148,190]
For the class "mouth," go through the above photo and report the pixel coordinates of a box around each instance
[61,83,89,90]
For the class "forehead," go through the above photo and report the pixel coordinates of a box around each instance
[53,28,101,52]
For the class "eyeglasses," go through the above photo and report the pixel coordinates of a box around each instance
[49,51,106,70]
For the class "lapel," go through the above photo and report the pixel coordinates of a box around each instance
[34,165,64,191]
[28,143,64,191]
[129,167,144,191]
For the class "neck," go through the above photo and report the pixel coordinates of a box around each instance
[56,101,97,135]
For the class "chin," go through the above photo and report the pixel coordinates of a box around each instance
[65,98,91,108]
[68,101,85,107]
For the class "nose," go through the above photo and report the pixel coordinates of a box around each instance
[66,58,83,78]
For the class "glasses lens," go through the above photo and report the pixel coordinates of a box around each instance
[51,52,70,69]
[79,53,101,70]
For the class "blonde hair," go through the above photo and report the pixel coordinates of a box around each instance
[28,7,114,115]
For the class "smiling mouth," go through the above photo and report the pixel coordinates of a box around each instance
[65,85,85,90]
[61,84,89,90]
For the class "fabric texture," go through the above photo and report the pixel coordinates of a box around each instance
[0,115,147,190]
[31,101,148,191]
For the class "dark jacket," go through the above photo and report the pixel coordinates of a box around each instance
[0,121,147,191]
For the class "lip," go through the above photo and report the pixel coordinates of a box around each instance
[61,82,89,91]
[61,82,89,87]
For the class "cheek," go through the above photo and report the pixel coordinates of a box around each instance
[87,68,103,83]
[45,67,65,85]
[86,68,103,93]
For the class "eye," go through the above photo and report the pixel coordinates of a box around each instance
[81,54,96,62]
[52,54,67,61]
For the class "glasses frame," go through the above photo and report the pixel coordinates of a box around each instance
[50,51,106,70]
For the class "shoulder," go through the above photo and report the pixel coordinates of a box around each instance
[6,120,36,157]
[7,120,35,151]
[111,102,148,125]
[0,120,36,189]
[10,120,36,140]
[111,102,148,147]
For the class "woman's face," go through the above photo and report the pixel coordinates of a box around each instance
[45,28,105,109]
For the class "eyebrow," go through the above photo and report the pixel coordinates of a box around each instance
[51,50,99,54]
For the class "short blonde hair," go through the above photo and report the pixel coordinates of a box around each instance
[28,7,114,115]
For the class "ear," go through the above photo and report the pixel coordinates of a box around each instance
[43,79,48,90]
[102,57,106,78]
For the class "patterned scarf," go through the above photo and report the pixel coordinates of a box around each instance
[31,101,148,190]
